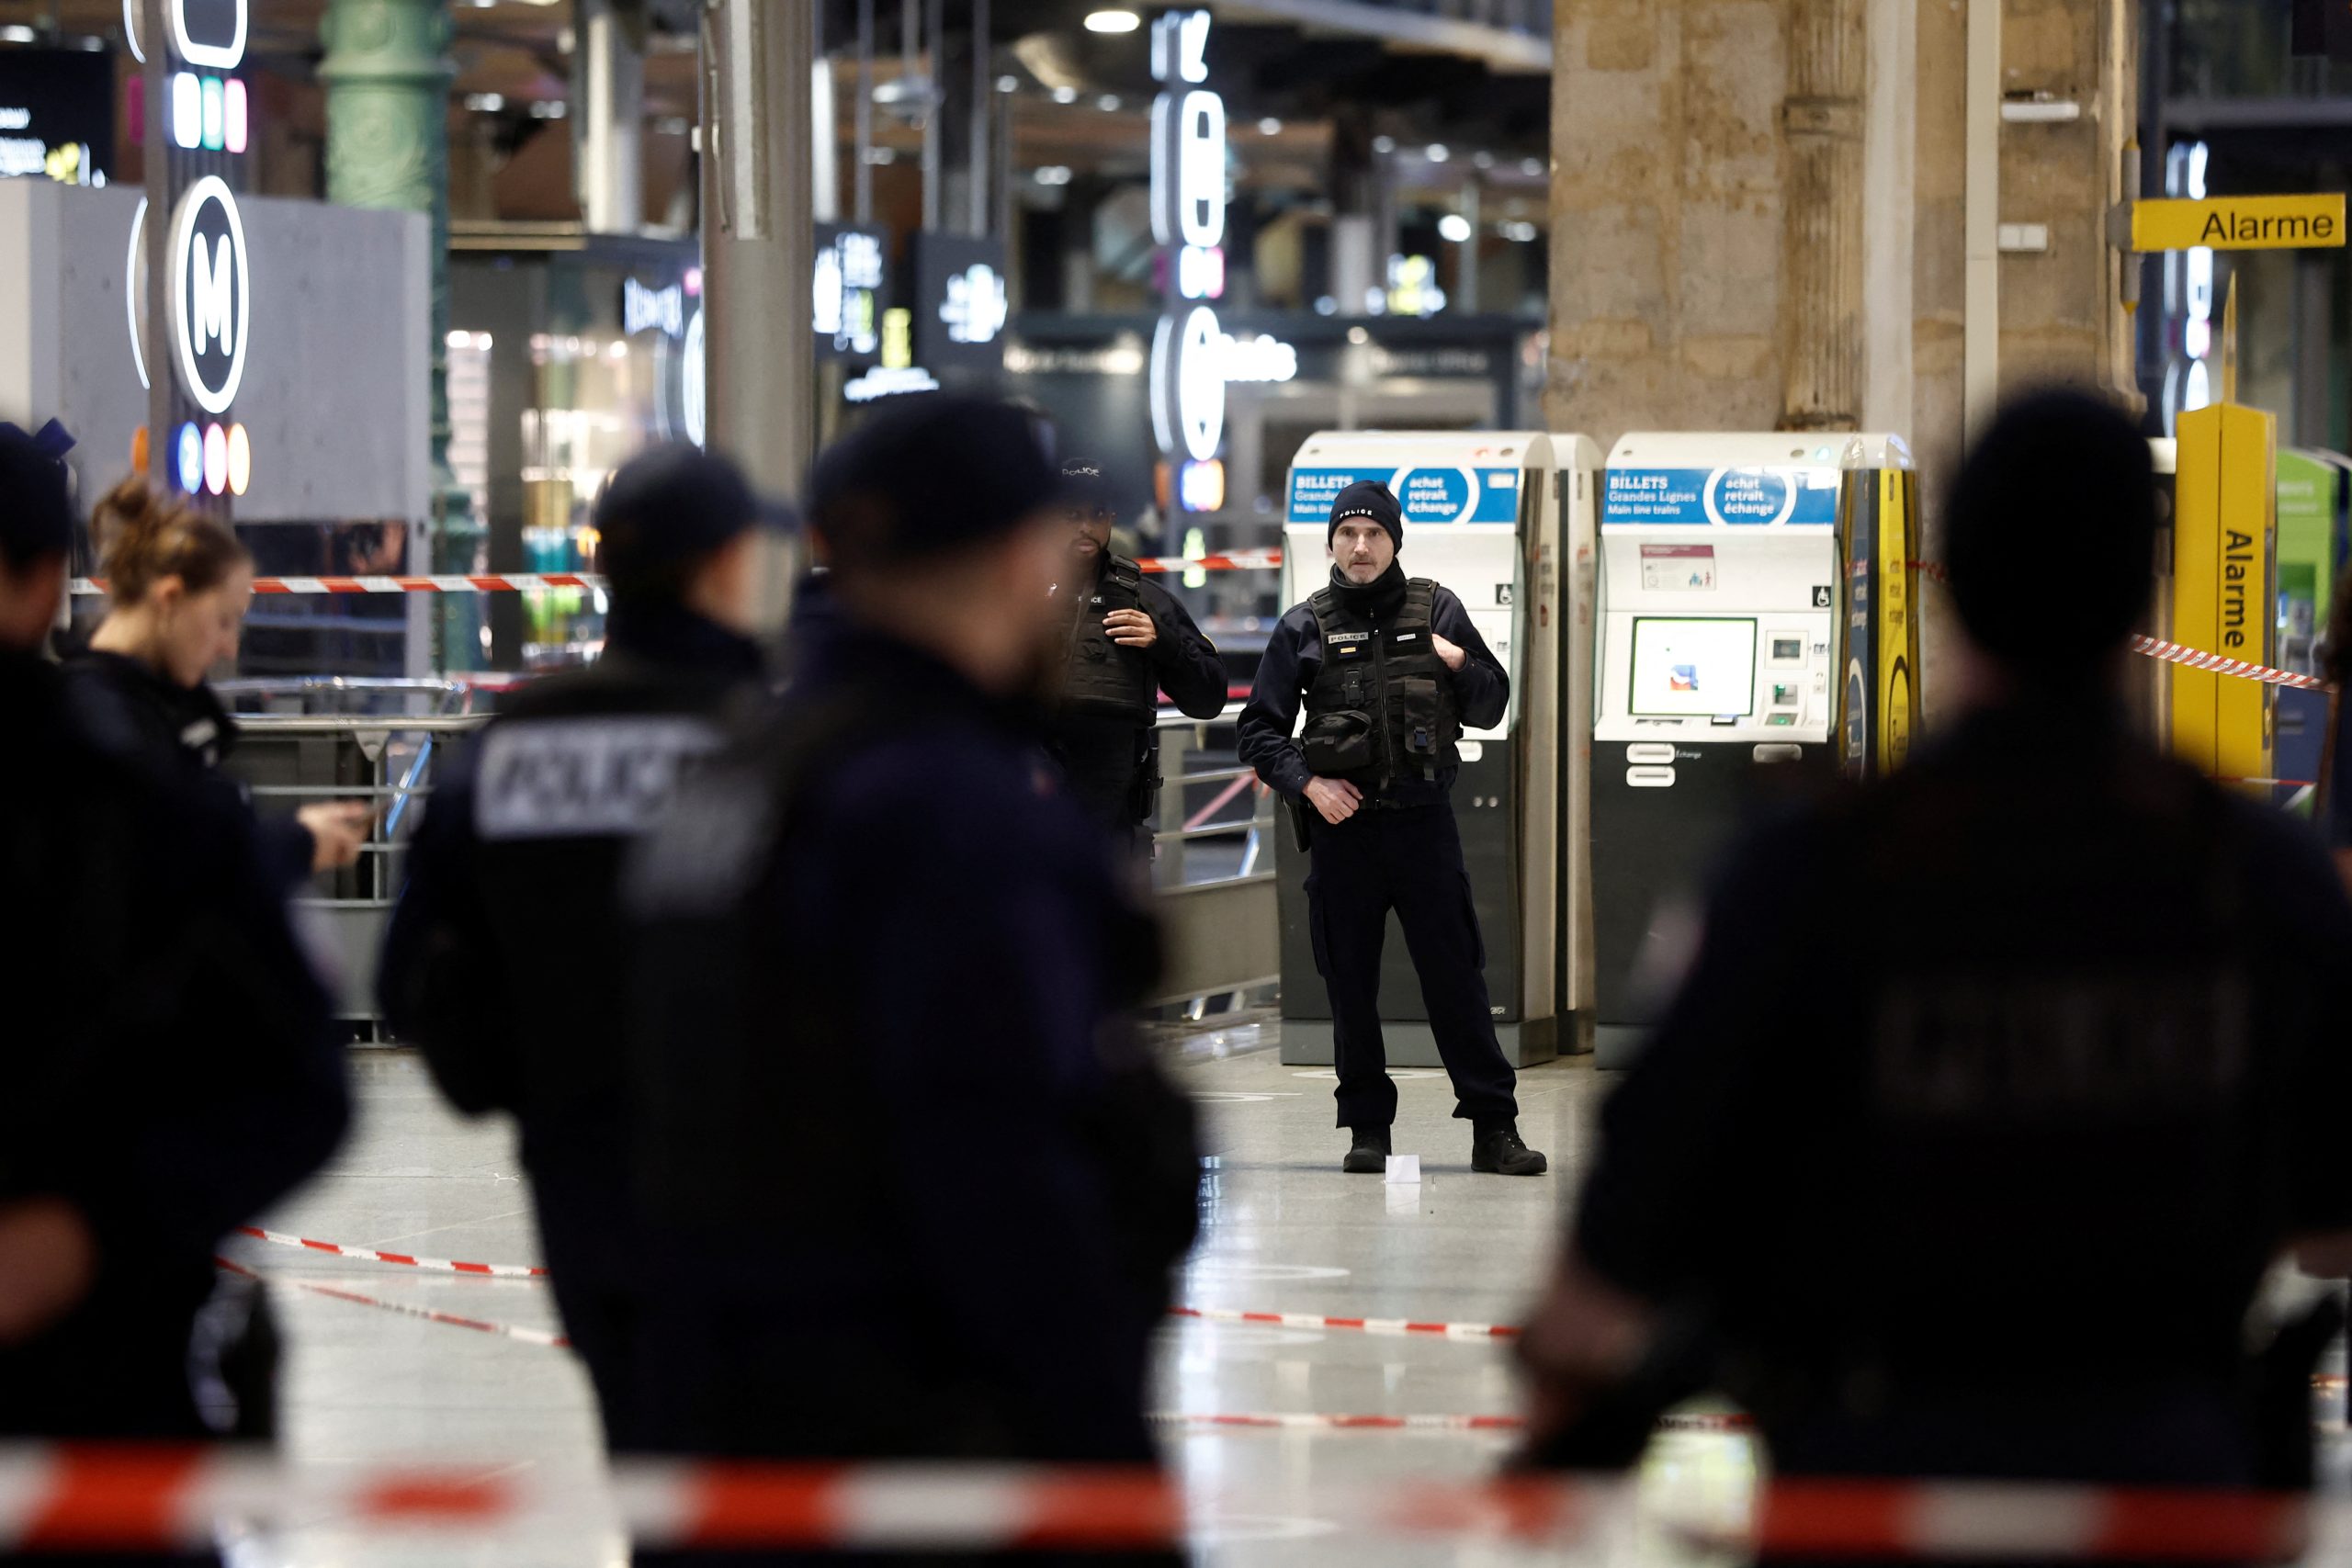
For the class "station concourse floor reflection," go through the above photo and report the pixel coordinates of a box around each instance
[220,1021,2351,1566]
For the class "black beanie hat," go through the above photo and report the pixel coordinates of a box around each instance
[1944,388,2156,671]
[808,393,1061,568]
[0,419,75,567]
[1329,479,1403,551]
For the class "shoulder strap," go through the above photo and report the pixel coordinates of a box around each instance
[1307,586,1343,640]
[1400,578,1439,631]
[1103,557,1146,602]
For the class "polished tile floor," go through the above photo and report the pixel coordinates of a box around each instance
[217,1026,1744,1565]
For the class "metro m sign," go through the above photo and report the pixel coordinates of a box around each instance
[168,175,250,412]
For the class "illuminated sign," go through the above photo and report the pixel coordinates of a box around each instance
[844,366,942,402]
[940,262,1007,344]
[171,0,248,71]
[813,223,887,362]
[1218,332,1296,383]
[168,175,250,415]
[2160,141,2214,433]
[1177,458,1225,513]
[623,276,686,338]
[681,307,706,446]
[910,232,1008,374]
[1147,10,1226,467]
[1385,254,1447,317]
[0,47,115,186]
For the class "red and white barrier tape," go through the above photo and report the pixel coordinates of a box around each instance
[1152,1412,1525,1434]
[67,552,1282,598]
[1180,773,1263,832]
[1169,1303,1521,1340]
[2128,634,2331,692]
[0,1447,2337,1558]
[217,1258,568,1348]
[235,1225,548,1279]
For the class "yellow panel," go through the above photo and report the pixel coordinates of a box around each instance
[2170,407,2222,773]
[2132,195,2346,253]
[1875,468,1917,774]
[2211,402,2276,792]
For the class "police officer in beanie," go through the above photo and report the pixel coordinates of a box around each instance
[1,421,345,1562]
[1238,479,1545,1177]
[622,394,1198,1496]
[379,442,781,1449]
[1046,458,1227,841]
[1519,389,2352,1503]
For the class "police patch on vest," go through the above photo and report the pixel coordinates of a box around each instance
[478,717,724,840]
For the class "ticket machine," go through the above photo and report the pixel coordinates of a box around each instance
[2275,449,2351,795]
[1273,431,1603,1066]
[1590,433,1917,1065]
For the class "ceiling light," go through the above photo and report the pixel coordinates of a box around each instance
[1473,151,1495,169]
[1424,144,1450,163]
[464,93,506,113]
[1347,326,1370,345]
[1084,8,1142,32]
[1096,94,1120,110]
[996,74,1020,93]
[1372,135,1395,154]
[1521,156,1544,177]
[0,25,36,41]
[1438,213,1473,243]
[1052,85,1079,104]
[1035,165,1073,186]
[1258,117,1282,135]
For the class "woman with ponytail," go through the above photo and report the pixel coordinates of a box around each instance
[68,477,371,888]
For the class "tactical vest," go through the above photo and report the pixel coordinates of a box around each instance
[1058,557,1158,723]
[1300,578,1461,784]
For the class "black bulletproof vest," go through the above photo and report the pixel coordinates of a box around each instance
[1058,558,1157,724]
[1301,578,1460,784]
[465,654,751,1120]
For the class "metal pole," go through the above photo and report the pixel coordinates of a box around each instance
[921,0,943,233]
[141,0,170,473]
[1454,178,1479,315]
[968,0,989,237]
[854,0,873,225]
[578,0,646,235]
[700,0,814,623]
[1962,0,2001,446]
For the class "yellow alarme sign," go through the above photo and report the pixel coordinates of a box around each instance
[2132,195,2346,253]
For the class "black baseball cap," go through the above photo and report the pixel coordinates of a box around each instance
[1057,458,1116,514]
[0,419,75,566]
[595,444,792,586]
[1945,389,2156,671]
[807,393,1062,568]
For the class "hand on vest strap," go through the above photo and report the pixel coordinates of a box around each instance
[1430,633,1467,673]
[1103,607,1158,650]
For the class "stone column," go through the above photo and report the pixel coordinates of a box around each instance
[1780,0,1866,430]
[319,0,478,665]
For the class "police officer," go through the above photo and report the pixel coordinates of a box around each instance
[379,443,779,1449]
[622,395,1198,1502]
[1238,479,1545,1176]
[1046,459,1227,841]
[1,422,345,1559]
[1518,391,2352,1503]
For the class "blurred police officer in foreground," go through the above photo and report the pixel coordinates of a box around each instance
[0,423,345,1559]
[1045,458,1227,843]
[1238,480,1545,1177]
[1519,390,2352,1499]
[379,445,779,1448]
[623,395,1198,1507]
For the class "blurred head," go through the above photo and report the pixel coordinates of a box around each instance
[1328,480,1402,584]
[93,477,254,687]
[0,422,75,652]
[1944,389,2157,688]
[806,393,1068,694]
[595,444,788,636]
[1057,459,1116,569]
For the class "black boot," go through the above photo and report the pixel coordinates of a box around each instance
[1342,1125,1391,1174]
[1471,1121,1547,1176]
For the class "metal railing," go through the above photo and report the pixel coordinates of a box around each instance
[217,694,1280,1036]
